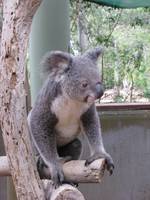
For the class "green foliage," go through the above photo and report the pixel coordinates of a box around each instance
[70,1,150,102]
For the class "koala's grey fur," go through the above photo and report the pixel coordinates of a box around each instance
[28,48,114,187]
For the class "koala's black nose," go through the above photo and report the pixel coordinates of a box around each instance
[95,83,104,99]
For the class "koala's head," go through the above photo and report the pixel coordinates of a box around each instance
[42,48,104,105]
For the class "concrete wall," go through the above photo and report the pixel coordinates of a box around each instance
[29,0,70,104]
[80,110,150,200]
[1,110,150,200]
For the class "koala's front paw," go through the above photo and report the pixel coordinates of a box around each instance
[50,163,65,188]
[85,152,114,175]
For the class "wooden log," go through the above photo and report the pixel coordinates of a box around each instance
[63,159,105,183]
[43,181,85,200]
[50,185,85,200]
[0,156,105,183]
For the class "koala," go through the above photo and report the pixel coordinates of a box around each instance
[28,47,114,187]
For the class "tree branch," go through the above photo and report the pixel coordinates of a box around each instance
[0,156,105,183]
[0,156,105,199]
[43,181,85,200]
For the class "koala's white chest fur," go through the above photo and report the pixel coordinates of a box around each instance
[51,95,89,146]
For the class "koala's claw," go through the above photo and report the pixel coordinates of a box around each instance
[105,158,114,175]
[85,154,99,166]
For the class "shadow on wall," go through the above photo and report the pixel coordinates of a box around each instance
[80,110,150,200]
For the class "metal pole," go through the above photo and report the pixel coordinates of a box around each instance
[29,0,70,104]
[7,178,17,200]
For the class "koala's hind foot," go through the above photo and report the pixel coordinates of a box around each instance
[85,152,114,175]
[37,156,49,179]
[37,156,64,187]
[62,180,79,188]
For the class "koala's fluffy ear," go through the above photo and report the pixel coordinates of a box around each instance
[85,47,103,62]
[41,51,72,75]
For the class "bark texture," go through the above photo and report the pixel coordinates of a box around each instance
[0,0,45,199]
[63,159,105,183]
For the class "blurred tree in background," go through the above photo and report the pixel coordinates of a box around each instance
[70,0,150,103]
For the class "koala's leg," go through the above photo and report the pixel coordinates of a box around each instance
[28,109,65,187]
[57,138,82,186]
[58,138,82,161]
[37,156,50,179]
[81,105,114,175]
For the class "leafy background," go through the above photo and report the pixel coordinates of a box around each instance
[70,1,150,103]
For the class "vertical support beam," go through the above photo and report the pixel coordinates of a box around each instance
[29,0,70,104]
[0,129,7,200]
[7,178,17,200]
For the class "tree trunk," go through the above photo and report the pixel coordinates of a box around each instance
[114,41,120,98]
[77,0,88,53]
[0,0,45,199]
[129,74,134,103]
[0,2,2,51]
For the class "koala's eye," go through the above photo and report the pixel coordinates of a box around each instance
[82,82,88,88]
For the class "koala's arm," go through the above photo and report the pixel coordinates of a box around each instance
[28,105,64,184]
[81,104,114,173]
